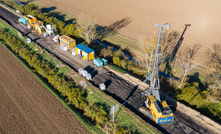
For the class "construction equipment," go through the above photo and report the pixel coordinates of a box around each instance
[18,15,54,36]
[140,23,174,124]
[41,24,54,38]
[33,21,45,34]
[19,15,37,26]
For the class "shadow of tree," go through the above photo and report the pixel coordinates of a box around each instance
[97,17,131,40]
[187,72,209,91]
[49,12,66,22]
[170,24,191,61]
[41,6,56,13]
[24,0,35,5]
[162,30,180,61]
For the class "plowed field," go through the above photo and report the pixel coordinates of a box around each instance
[37,0,221,65]
[0,44,91,134]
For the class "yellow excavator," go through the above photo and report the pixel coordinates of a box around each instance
[140,23,174,124]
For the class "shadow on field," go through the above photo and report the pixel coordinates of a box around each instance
[170,24,191,62]
[97,17,131,40]
[41,6,56,13]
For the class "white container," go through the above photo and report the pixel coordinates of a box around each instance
[82,70,88,77]
[16,10,21,14]
[26,38,31,43]
[46,24,52,29]
[78,68,84,75]
[72,51,76,56]
[86,73,92,80]
[63,46,67,51]
[99,83,106,90]
[60,45,64,50]
[53,35,59,42]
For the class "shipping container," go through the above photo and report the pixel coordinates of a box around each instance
[74,43,94,61]
[58,35,76,50]
[20,17,28,25]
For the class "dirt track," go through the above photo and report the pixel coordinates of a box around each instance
[0,44,91,134]
[37,0,221,65]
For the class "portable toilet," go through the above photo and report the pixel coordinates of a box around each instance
[101,58,108,65]
[94,59,103,67]
[58,35,76,50]
[74,43,95,61]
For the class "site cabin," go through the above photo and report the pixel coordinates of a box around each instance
[74,43,94,61]
[58,35,76,50]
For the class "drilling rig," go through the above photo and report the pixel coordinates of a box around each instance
[140,23,174,124]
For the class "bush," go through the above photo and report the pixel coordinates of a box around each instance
[177,82,208,108]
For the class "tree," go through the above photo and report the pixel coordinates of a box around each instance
[172,44,202,88]
[206,44,221,90]
[54,21,65,35]
[75,14,98,44]
[138,35,157,73]
[62,24,78,37]
[177,82,207,108]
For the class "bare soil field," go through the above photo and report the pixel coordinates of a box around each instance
[0,44,91,134]
[36,0,221,66]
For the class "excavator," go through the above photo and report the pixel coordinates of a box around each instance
[140,23,174,124]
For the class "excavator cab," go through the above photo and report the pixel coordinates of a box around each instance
[145,95,173,124]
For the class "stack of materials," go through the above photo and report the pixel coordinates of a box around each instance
[26,38,31,43]
[99,83,106,90]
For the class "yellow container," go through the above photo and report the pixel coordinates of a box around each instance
[23,15,37,25]
[58,35,76,50]
[74,43,94,61]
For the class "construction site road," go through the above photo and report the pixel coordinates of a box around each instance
[0,5,216,134]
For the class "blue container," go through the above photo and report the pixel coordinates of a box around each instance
[101,58,108,65]
[20,17,28,25]
[94,59,103,67]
